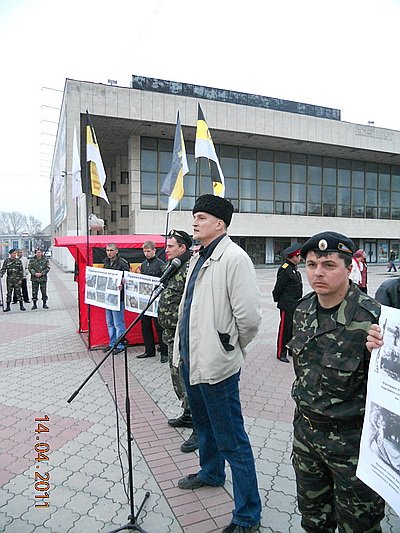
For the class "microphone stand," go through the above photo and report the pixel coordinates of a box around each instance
[68,281,169,533]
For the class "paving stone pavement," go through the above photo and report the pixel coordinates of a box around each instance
[0,261,399,533]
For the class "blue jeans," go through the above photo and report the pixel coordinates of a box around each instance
[105,304,126,349]
[182,364,261,527]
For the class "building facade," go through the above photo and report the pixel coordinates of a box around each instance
[50,77,400,269]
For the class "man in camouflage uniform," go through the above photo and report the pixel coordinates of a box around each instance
[0,248,26,312]
[288,231,385,533]
[158,229,198,453]
[29,248,50,309]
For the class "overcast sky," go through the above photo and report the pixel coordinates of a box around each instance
[0,0,399,228]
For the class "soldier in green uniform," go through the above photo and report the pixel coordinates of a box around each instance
[288,231,385,533]
[158,229,198,453]
[1,248,26,312]
[29,248,50,309]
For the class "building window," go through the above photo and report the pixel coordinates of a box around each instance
[111,211,117,222]
[111,181,117,192]
[140,136,400,220]
[120,171,129,184]
[121,205,129,217]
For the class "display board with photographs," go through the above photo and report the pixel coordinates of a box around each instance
[85,266,123,311]
[124,272,160,317]
[357,304,400,517]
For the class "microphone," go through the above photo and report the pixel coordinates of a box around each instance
[158,257,182,286]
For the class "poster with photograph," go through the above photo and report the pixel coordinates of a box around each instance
[357,305,400,517]
[124,272,160,317]
[84,266,123,311]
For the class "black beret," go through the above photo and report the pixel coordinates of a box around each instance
[168,229,192,249]
[283,243,301,258]
[9,248,16,254]
[301,231,354,259]
[192,194,234,227]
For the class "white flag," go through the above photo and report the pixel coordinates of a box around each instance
[72,126,83,200]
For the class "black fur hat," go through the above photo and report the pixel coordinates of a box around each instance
[192,194,234,227]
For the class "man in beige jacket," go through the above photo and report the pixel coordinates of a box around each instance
[175,194,262,533]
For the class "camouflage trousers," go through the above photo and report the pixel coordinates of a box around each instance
[292,412,385,533]
[31,280,48,302]
[166,341,189,410]
[6,278,22,303]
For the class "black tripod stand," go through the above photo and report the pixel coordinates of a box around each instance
[68,282,168,532]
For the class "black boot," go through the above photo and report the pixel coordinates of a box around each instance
[43,302,49,309]
[181,429,198,453]
[31,301,37,310]
[168,409,193,428]
[20,302,26,311]
[4,303,11,312]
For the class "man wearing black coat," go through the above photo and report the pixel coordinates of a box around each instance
[272,243,303,363]
[137,240,168,362]
[375,277,400,308]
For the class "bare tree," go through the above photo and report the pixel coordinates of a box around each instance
[25,215,43,235]
[0,212,43,234]
[0,212,26,234]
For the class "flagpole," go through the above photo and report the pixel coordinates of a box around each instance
[164,212,170,249]
[85,111,92,349]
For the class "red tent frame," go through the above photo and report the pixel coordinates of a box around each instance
[54,234,165,348]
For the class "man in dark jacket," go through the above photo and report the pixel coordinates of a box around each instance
[272,243,302,363]
[103,243,130,354]
[137,240,168,362]
[375,277,400,308]
[158,229,198,453]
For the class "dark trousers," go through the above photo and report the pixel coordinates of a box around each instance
[276,309,294,359]
[13,279,29,303]
[141,315,167,356]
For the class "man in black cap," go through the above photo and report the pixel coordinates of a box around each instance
[174,194,262,533]
[157,229,198,454]
[272,243,302,363]
[1,249,26,312]
[288,231,385,533]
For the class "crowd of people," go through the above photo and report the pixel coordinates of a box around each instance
[2,199,399,532]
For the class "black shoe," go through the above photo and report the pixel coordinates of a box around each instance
[24,300,30,304]
[222,522,260,533]
[113,347,124,355]
[168,411,193,428]
[180,430,198,453]
[178,473,212,490]
[280,356,290,363]
[43,303,49,309]
[160,354,168,363]
[12,301,17,304]
[31,303,37,310]
[102,346,112,353]
[3,305,10,312]
[20,304,26,311]
[136,352,155,359]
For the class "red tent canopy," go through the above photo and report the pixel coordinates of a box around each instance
[54,234,165,348]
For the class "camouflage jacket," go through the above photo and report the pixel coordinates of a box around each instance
[158,250,191,344]
[28,256,50,281]
[0,258,24,281]
[288,282,380,420]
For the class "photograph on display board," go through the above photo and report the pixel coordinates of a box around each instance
[84,266,123,311]
[124,271,160,318]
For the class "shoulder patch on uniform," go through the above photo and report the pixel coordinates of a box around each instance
[282,262,289,269]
